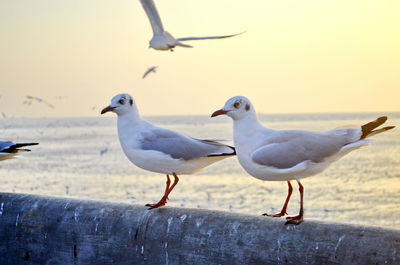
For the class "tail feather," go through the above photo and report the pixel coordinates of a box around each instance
[175,42,193,48]
[12,143,39,149]
[361,116,395,139]
[3,143,38,153]
[365,126,395,138]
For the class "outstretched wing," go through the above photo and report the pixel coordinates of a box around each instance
[142,69,151,79]
[177,31,246,42]
[139,0,164,35]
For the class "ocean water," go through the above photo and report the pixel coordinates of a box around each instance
[1,113,399,229]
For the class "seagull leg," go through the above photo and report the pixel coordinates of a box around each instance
[263,181,293,217]
[145,175,171,208]
[285,180,304,225]
[147,173,179,209]
[164,174,171,200]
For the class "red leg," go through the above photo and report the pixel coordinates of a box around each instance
[263,181,293,217]
[285,180,304,225]
[164,174,171,200]
[145,175,170,208]
[147,173,179,209]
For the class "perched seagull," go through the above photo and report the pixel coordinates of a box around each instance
[0,141,39,161]
[212,96,395,225]
[142,66,158,79]
[101,93,236,209]
[139,0,244,51]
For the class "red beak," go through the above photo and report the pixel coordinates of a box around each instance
[101,105,116,115]
[211,109,228,117]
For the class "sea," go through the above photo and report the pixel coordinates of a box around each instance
[1,113,399,229]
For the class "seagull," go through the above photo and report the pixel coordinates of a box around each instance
[211,96,395,225]
[139,0,245,51]
[101,93,236,209]
[0,141,39,161]
[100,147,109,156]
[26,95,54,109]
[142,66,158,79]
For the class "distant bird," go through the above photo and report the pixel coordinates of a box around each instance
[26,95,54,108]
[53,96,67,100]
[139,0,245,51]
[101,93,236,209]
[100,147,109,156]
[0,141,39,161]
[212,96,395,225]
[142,66,158,79]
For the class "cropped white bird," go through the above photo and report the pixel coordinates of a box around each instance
[139,0,244,51]
[212,96,395,225]
[101,93,235,209]
[142,66,158,79]
[0,141,39,161]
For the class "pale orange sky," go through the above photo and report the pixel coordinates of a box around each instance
[0,0,399,117]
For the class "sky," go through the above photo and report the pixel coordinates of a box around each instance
[0,0,399,117]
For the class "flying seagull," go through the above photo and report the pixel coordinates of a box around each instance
[139,0,245,51]
[26,95,54,109]
[142,66,158,79]
[212,96,395,225]
[101,93,236,209]
[0,141,39,161]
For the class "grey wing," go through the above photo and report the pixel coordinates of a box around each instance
[139,0,164,35]
[177,31,245,42]
[140,128,235,160]
[251,132,349,169]
[142,69,151,79]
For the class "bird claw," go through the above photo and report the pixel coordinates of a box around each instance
[145,201,167,209]
[262,212,287,217]
[284,215,304,225]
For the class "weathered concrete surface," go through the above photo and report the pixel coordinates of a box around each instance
[0,193,398,265]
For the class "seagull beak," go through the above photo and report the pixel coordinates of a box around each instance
[211,109,228,117]
[101,105,116,115]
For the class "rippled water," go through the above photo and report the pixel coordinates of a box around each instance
[1,113,399,228]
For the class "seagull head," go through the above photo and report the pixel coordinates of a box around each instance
[101,94,137,116]
[211,96,255,121]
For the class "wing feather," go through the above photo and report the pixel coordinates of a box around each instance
[140,129,235,160]
[177,31,245,42]
[140,0,164,35]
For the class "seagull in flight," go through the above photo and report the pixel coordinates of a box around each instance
[142,66,158,79]
[139,0,245,51]
[101,93,236,209]
[212,96,395,225]
[26,95,54,109]
[0,141,39,161]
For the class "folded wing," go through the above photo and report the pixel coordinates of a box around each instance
[140,128,235,160]
[251,131,353,169]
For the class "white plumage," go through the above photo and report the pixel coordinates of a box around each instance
[101,93,235,208]
[139,0,244,51]
[212,96,395,225]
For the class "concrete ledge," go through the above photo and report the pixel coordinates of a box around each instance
[0,193,398,265]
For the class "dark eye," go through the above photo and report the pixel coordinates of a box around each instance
[118,99,125,105]
[233,101,241,109]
